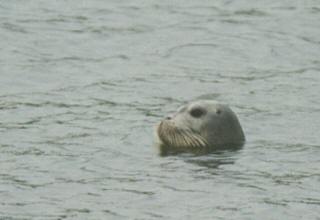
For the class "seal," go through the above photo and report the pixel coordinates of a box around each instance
[155,100,245,154]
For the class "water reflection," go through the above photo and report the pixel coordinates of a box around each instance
[156,142,244,169]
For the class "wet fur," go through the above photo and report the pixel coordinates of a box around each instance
[157,120,208,149]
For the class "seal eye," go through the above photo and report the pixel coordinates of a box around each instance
[190,108,205,118]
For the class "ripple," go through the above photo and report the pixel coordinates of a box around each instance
[103,209,125,218]
[310,6,320,13]
[65,208,91,214]
[233,9,268,17]
[0,146,46,156]
[0,174,54,189]
[86,24,153,34]
[1,22,29,33]
[163,43,218,58]
[27,54,130,64]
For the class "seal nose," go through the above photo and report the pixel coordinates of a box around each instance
[165,115,172,120]
[165,113,175,120]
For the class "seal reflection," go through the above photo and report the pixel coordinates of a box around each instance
[155,142,244,169]
[157,142,244,157]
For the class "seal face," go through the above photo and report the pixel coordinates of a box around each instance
[156,100,245,154]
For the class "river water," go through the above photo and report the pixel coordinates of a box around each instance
[1,1,320,219]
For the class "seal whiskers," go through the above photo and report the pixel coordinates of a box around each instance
[158,121,208,149]
[185,130,207,147]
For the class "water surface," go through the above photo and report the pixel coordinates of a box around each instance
[1,0,320,219]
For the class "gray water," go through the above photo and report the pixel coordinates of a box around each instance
[1,0,320,219]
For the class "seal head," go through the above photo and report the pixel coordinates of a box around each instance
[156,100,245,153]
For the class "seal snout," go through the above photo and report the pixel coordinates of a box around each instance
[165,115,172,120]
[164,111,177,120]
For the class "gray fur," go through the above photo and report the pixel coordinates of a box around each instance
[156,100,245,151]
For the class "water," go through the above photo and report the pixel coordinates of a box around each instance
[1,0,320,219]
